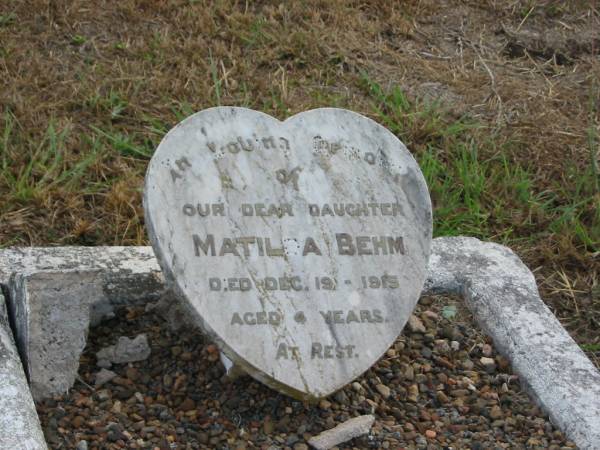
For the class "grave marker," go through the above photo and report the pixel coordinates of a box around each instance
[144,107,432,399]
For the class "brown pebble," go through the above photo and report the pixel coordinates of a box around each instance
[263,417,274,434]
[319,399,332,409]
[173,374,187,391]
[425,429,437,439]
[112,376,131,387]
[450,389,470,397]
[179,397,195,412]
[111,400,122,413]
[375,384,391,399]
[125,367,139,381]
[206,344,218,354]
[407,384,419,402]
[72,416,85,428]
[423,310,439,320]
[436,391,449,403]
[490,405,503,420]
[404,431,417,440]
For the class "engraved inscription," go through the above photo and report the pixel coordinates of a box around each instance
[182,203,225,217]
[275,167,302,191]
[206,134,291,157]
[319,309,385,324]
[170,157,191,182]
[209,276,305,292]
[231,311,282,326]
[311,343,357,359]
[276,343,300,360]
[144,107,433,399]
[241,203,294,217]
[308,202,402,217]
[192,234,405,257]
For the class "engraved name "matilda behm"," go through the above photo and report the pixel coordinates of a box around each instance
[192,233,406,257]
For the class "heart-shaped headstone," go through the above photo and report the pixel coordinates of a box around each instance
[144,107,432,399]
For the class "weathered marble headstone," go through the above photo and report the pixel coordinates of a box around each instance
[144,107,432,399]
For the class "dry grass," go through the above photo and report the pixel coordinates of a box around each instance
[0,0,598,352]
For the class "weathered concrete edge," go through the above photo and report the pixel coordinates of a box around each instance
[0,246,165,308]
[0,290,48,450]
[0,239,598,449]
[9,270,106,401]
[423,237,600,450]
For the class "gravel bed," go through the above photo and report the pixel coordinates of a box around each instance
[36,295,578,450]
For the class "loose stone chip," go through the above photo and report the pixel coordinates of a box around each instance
[307,414,375,449]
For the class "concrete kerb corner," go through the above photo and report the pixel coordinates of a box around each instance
[0,237,598,449]
[8,270,107,400]
[424,237,600,449]
[0,289,48,450]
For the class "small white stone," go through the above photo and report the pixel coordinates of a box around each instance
[97,334,151,364]
[375,384,391,399]
[482,343,493,357]
[96,389,111,401]
[423,310,439,320]
[434,339,450,354]
[220,352,246,381]
[113,334,151,363]
[97,359,112,369]
[308,415,375,450]
[407,314,427,333]
[95,368,117,387]
[111,400,122,413]
[480,356,496,371]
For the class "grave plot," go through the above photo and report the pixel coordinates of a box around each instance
[1,236,599,449]
[1,105,598,450]
[2,236,598,449]
[35,295,576,450]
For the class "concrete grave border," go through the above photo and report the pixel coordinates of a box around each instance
[0,291,48,450]
[0,237,598,449]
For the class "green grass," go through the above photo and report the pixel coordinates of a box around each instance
[581,343,600,352]
[2,78,597,258]
[0,13,16,27]
[1,113,102,205]
[90,126,155,160]
[71,34,87,46]
[209,49,222,106]
[362,77,599,254]
[86,89,129,121]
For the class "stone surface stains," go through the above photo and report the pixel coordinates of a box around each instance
[144,107,433,399]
